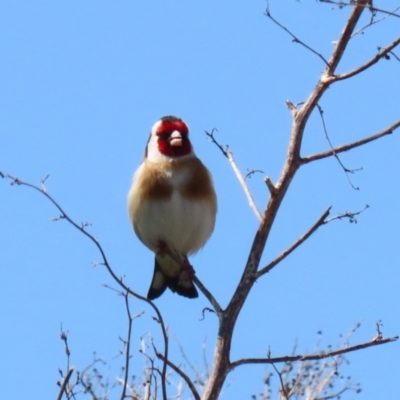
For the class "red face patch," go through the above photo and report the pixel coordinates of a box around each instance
[156,119,192,158]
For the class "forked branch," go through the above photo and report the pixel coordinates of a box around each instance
[202,2,396,399]
[334,36,400,81]
[256,207,331,278]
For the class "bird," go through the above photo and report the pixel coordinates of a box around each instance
[127,116,217,300]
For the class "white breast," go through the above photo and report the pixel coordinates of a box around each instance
[132,192,215,255]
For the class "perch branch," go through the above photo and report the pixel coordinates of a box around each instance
[156,242,223,316]
[192,276,224,317]
[1,173,169,400]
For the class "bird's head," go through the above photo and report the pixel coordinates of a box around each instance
[146,116,194,161]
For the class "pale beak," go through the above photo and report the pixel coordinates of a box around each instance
[169,131,183,147]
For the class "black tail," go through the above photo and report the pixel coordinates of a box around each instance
[147,258,198,300]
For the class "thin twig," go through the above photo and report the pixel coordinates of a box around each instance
[245,169,264,180]
[271,363,289,400]
[230,335,398,369]
[324,204,369,224]
[205,129,263,221]
[316,104,361,190]
[323,0,372,77]
[120,292,133,400]
[352,5,400,37]
[388,50,400,62]
[320,0,400,19]
[155,243,223,316]
[302,119,400,164]
[265,2,329,65]
[152,345,201,400]
[256,207,331,278]
[1,173,169,400]
[177,339,207,387]
[192,276,224,317]
[334,36,400,81]
[57,368,74,400]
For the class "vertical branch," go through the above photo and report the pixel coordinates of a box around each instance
[202,2,373,399]
[120,292,133,400]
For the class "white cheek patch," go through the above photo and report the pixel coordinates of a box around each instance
[146,134,168,162]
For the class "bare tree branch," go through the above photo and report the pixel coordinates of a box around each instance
[324,0,373,77]
[0,173,169,400]
[154,242,224,317]
[271,362,289,400]
[265,2,329,65]
[256,207,331,278]
[192,276,224,318]
[230,335,398,370]
[320,0,400,19]
[205,129,263,221]
[120,292,134,400]
[334,36,400,81]
[352,5,400,37]
[316,104,361,190]
[158,355,201,400]
[57,368,74,400]
[302,119,400,164]
[387,50,400,62]
[202,3,383,399]
[324,204,369,224]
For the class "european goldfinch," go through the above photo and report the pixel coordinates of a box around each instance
[128,116,217,300]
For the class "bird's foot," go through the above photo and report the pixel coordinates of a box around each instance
[156,239,169,257]
[179,256,195,283]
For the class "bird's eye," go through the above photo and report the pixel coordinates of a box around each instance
[157,132,170,140]
[157,131,188,140]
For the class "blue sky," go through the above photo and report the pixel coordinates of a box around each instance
[1,1,399,399]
